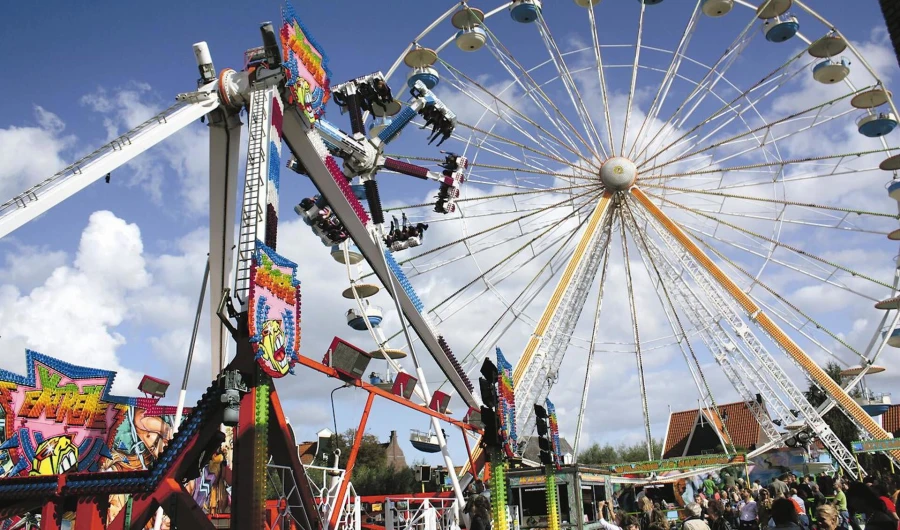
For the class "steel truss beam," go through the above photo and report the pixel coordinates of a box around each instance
[513,193,614,445]
[632,187,900,474]
[621,204,783,447]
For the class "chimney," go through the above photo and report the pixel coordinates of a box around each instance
[390,430,397,442]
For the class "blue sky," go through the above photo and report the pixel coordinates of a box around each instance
[1,0,899,470]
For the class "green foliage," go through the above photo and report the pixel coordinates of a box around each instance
[310,429,423,496]
[804,362,859,450]
[578,439,665,465]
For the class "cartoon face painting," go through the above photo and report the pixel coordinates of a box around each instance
[259,320,290,376]
[30,434,78,475]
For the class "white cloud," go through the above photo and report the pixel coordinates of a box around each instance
[0,211,148,393]
[0,106,76,201]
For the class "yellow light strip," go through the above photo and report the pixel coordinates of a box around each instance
[631,187,900,462]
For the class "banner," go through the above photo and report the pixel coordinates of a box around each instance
[851,438,900,454]
[607,453,746,474]
[249,241,301,377]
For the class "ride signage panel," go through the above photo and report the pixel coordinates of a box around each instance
[249,241,301,377]
[606,453,746,474]
[851,438,900,453]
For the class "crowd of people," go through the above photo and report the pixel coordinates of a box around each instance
[599,472,900,530]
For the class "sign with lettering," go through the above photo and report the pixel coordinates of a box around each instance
[249,241,301,378]
[606,453,746,474]
[851,438,900,454]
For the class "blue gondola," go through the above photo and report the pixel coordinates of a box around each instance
[346,305,383,331]
[763,15,799,43]
[409,430,441,453]
[407,66,439,89]
[455,27,487,52]
[638,0,664,4]
[510,0,541,23]
[858,112,898,138]
[812,58,850,84]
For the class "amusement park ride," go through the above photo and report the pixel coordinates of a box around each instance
[2,0,900,528]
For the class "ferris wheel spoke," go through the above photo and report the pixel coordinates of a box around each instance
[436,64,583,165]
[622,197,736,451]
[460,208,599,363]
[621,0,647,157]
[683,208,890,236]
[390,187,599,269]
[585,7,617,155]
[475,20,603,164]
[382,183,598,213]
[634,8,762,165]
[439,58,600,170]
[617,204,654,460]
[648,190,895,290]
[646,88,868,175]
[690,230,870,364]
[430,200,596,319]
[636,47,810,168]
[627,1,703,160]
[535,12,606,159]
[683,223,882,308]
[639,147,898,184]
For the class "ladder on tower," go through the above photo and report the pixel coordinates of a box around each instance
[234,87,270,306]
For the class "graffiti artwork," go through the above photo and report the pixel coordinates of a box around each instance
[249,241,301,378]
[0,351,130,477]
[281,1,332,122]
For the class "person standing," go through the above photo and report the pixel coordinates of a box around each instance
[740,491,759,530]
[709,501,734,530]
[790,489,809,530]
[771,476,790,499]
[815,505,841,530]
[683,503,712,530]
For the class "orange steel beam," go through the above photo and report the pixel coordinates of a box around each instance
[295,353,480,433]
[631,186,900,461]
[329,392,375,530]
[512,192,613,383]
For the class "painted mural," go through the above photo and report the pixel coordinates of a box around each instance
[0,350,232,528]
[249,241,301,378]
[281,1,332,122]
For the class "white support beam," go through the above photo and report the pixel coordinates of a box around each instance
[208,107,242,377]
[0,86,220,240]
[281,107,479,409]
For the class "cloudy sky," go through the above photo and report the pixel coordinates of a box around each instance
[1,0,899,469]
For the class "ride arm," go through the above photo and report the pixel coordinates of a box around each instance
[375,81,457,146]
[0,84,220,239]
[281,106,479,409]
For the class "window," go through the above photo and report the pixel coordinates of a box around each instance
[516,484,571,525]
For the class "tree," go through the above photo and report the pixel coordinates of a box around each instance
[310,429,419,496]
[578,439,664,465]
[804,362,859,450]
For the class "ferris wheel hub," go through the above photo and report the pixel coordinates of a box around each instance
[599,156,637,191]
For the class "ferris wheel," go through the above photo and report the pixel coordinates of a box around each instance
[337,0,900,477]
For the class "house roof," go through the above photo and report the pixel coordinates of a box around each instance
[663,401,764,459]
[882,404,900,434]
[298,441,318,465]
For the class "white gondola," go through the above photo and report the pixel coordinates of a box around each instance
[407,66,440,90]
[879,153,900,171]
[763,14,799,43]
[857,111,898,138]
[409,429,441,453]
[851,87,893,109]
[887,327,900,348]
[702,0,733,17]
[888,180,900,202]
[342,283,380,299]
[346,305,384,331]
[369,116,393,137]
[331,244,364,265]
[808,34,848,58]
[812,57,850,84]
[452,8,487,52]
[756,0,791,19]
[510,0,541,23]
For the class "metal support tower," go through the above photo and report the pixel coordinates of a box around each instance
[515,197,614,448]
